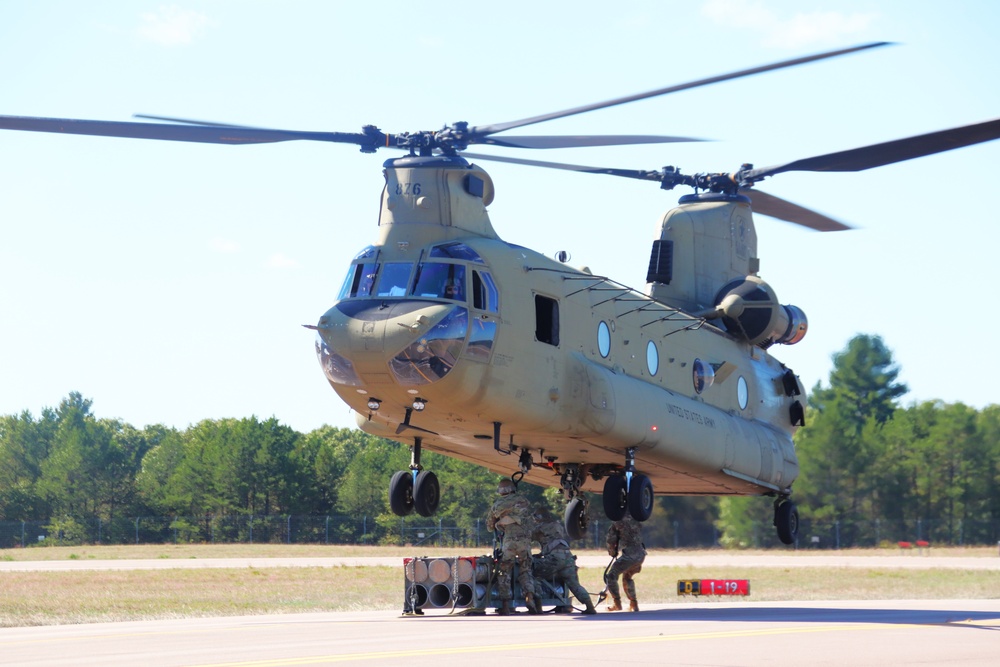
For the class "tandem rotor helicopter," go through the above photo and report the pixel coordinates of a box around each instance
[4,43,1000,544]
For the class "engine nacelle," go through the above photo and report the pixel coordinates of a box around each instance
[712,276,807,347]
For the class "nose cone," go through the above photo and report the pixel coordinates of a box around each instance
[315,299,466,387]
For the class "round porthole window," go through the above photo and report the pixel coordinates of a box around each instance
[692,358,715,394]
[737,376,749,409]
[646,340,658,375]
[598,321,611,358]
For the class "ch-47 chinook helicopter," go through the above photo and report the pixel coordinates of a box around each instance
[3,42,1000,545]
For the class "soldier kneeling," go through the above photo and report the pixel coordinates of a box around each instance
[530,506,597,615]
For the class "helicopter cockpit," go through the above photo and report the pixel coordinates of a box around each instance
[317,241,501,390]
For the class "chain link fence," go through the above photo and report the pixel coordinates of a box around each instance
[1,515,997,550]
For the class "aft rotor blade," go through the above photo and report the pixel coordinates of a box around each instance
[472,42,890,136]
[477,134,705,149]
[746,117,1000,180]
[744,189,852,232]
[462,152,663,181]
[0,114,383,148]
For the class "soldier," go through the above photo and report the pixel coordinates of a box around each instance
[605,514,646,612]
[486,478,538,615]
[531,507,597,614]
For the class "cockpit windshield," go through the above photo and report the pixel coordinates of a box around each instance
[338,244,483,303]
[411,262,466,301]
[375,262,413,297]
[338,261,378,299]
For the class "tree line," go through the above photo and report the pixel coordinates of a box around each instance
[2,334,998,548]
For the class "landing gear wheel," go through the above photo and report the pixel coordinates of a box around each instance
[627,474,654,522]
[413,470,440,517]
[603,475,627,521]
[564,496,589,540]
[775,500,799,545]
[389,470,414,516]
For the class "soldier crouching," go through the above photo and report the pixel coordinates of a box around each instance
[530,506,597,614]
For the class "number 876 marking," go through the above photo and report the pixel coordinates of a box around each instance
[395,182,422,195]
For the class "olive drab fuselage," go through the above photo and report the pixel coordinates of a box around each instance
[313,155,805,500]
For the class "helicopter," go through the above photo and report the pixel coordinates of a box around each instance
[3,42,999,544]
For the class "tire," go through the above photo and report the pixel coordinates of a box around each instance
[413,470,440,517]
[603,475,628,521]
[627,473,654,522]
[775,500,799,545]
[564,497,588,540]
[389,470,414,516]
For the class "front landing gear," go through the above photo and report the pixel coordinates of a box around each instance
[389,437,441,518]
[774,497,799,545]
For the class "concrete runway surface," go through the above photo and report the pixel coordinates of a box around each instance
[1,554,998,665]
[1,600,998,666]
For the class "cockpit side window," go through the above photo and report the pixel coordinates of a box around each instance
[411,262,467,301]
[376,262,413,297]
[472,270,499,313]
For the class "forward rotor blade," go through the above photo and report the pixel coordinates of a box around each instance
[0,114,383,148]
[744,189,851,232]
[133,113,261,128]
[746,117,1000,180]
[476,134,705,149]
[472,42,890,136]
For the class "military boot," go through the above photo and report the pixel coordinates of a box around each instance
[629,599,639,612]
[605,597,622,612]
[498,600,512,616]
[582,599,598,615]
[525,593,542,614]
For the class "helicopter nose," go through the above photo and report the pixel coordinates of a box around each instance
[314,300,466,387]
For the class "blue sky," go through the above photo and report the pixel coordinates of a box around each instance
[1,1,998,433]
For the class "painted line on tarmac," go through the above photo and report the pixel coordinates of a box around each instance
[186,623,901,666]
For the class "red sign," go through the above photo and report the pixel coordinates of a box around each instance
[677,579,750,596]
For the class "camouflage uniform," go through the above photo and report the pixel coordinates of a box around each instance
[531,514,595,613]
[486,491,536,605]
[605,514,646,610]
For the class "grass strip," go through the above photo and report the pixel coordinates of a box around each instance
[2,564,997,627]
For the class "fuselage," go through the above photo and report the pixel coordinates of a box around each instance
[314,155,804,498]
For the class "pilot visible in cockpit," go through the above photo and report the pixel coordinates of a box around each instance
[443,279,463,300]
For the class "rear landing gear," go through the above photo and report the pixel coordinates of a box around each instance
[603,475,627,521]
[559,464,589,540]
[564,497,588,540]
[774,497,799,545]
[602,447,654,522]
[627,473,654,521]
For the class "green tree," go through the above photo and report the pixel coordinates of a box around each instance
[337,435,407,519]
[135,425,186,514]
[794,335,908,542]
[35,393,100,520]
[0,409,56,519]
[291,426,368,514]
